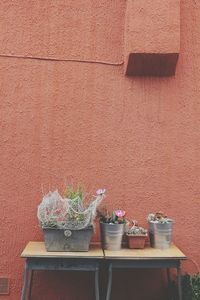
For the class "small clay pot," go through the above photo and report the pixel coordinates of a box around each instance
[127,234,147,249]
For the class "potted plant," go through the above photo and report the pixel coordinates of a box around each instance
[98,208,126,251]
[172,272,200,300]
[126,221,148,249]
[37,186,105,252]
[147,211,174,249]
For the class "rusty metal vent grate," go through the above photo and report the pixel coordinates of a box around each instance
[0,278,9,295]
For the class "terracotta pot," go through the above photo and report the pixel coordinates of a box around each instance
[127,234,147,249]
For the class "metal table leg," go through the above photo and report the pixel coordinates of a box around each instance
[95,267,100,300]
[28,270,33,300]
[106,263,112,300]
[99,260,107,300]
[21,261,30,300]
[177,264,182,300]
[167,268,173,300]
[167,268,171,285]
[21,260,33,300]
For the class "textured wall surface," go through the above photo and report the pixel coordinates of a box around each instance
[0,1,200,299]
[125,0,180,75]
[125,0,180,53]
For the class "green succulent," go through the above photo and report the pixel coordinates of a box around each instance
[64,185,84,200]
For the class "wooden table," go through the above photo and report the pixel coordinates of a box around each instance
[104,245,186,300]
[21,241,104,300]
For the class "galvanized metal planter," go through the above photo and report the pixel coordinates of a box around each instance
[100,223,124,251]
[149,220,174,249]
[43,226,94,252]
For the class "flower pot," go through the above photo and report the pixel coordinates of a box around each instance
[100,223,124,251]
[43,226,94,252]
[127,234,147,249]
[148,221,173,249]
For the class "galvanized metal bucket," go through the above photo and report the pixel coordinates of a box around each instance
[149,220,174,249]
[100,223,124,251]
[43,226,94,252]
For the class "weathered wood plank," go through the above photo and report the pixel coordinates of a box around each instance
[104,244,186,260]
[21,241,104,258]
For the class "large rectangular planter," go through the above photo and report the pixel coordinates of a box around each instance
[43,227,94,252]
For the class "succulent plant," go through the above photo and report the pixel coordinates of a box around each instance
[127,226,147,236]
[126,220,147,235]
[147,211,173,224]
[97,208,127,224]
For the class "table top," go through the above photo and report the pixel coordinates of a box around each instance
[104,244,186,260]
[21,242,186,261]
[21,242,104,259]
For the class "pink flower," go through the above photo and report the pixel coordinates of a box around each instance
[96,189,106,195]
[115,210,126,217]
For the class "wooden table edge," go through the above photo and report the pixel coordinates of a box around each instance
[103,245,187,260]
[21,241,104,259]
[21,254,104,259]
[103,256,187,260]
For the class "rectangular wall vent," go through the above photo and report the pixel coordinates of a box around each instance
[0,278,9,295]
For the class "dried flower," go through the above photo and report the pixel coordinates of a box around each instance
[96,189,106,195]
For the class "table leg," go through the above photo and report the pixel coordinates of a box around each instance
[166,268,173,300]
[95,267,100,300]
[177,264,182,300]
[106,263,112,300]
[99,260,107,300]
[28,270,33,300]
[21,261,29,300]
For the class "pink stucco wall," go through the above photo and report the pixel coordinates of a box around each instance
[0,1,200,299]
